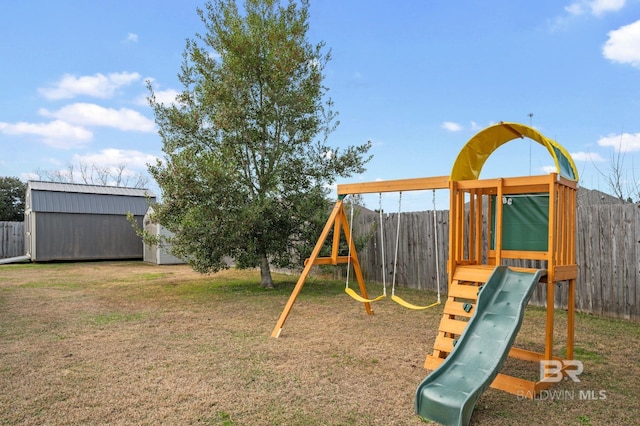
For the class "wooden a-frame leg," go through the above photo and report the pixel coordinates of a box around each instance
[271,199,375,338]
[271,201,344,338]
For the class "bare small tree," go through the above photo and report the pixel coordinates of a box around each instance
[628,158,640,203]
[34,161,149,188]
[605,147,625,201]
[591,136,639,203]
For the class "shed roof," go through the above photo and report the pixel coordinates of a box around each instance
[27,181,152,196]
[27,181,154,215]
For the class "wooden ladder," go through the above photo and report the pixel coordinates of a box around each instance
[424,264,553,397]
[425,265,495,369]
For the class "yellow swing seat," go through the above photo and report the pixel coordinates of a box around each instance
[344,287,386,303]
[387,191,442,312]
[391,294,440,310]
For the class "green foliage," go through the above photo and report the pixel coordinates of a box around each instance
[577,415,592,425]
[146,0,371,286]
[0,177,26,221]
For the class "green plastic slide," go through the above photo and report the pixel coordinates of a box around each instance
[415,266,543,426]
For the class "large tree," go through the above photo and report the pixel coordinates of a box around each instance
[0,177,26,221]
[147,0,371,288]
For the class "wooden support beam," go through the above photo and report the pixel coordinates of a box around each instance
[553,264,578,280]
[508,347,562,362]
[337,175,449,196]
[567,278,576,359]
[305,256,350,266]
[331,208,342,264]
[491,373,534,396]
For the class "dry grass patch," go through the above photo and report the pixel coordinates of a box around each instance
[1,261,638,425]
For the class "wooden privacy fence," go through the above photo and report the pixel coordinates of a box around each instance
[0,221,24,259]
[575,204,640,320]
[351,204,640,321]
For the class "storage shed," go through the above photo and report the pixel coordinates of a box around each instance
[25,181,154,261]
[143,206,185,265]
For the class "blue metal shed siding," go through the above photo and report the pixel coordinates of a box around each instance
[33,212,144,261]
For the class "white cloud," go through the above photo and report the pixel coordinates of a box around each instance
[590,0,626,15]
[38,72,141,100]
[554,1,626,31]
[21,172,41,181]
[137,88,180,106]
[73,148,158,171]
[603,20,640,68]
[597,132,640,152]
[0,120,92,149]
[565,3,586,15]
[442,121,463,132]
[126,33,139,43]
[565,0,625,16]
[40,103,156,132]
[571,151,606,162]
[155,89,180,105]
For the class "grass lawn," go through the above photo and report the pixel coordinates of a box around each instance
[0,261,638,425]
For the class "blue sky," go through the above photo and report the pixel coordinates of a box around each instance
[1,0,640,212]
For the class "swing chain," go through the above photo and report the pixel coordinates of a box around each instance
[433,189,441,304]
[379,193,387,296]
[391,192,402,297]
[345,196,354,289]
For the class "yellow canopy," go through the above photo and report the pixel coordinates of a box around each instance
[450,122,579,181]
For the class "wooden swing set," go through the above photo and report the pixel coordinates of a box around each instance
[271,122,579,399]
[270,174,449,337]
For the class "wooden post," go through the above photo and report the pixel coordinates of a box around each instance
[567,278,575,359]
[545,176,557,362]
[331,206,342,265]
[447,180,458,277]
[545,281,555,361]
[494,179,504,265]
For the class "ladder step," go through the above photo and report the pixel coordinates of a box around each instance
[452,265,496,282]
[443,300,474,318]
[448,281,481,300]
[438,316,469,335]
[433,334,456,353]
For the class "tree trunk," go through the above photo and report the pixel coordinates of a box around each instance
[260,254,274,289]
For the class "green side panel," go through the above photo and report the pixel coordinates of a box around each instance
[551,145,577,180]
[490,194,549,251]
